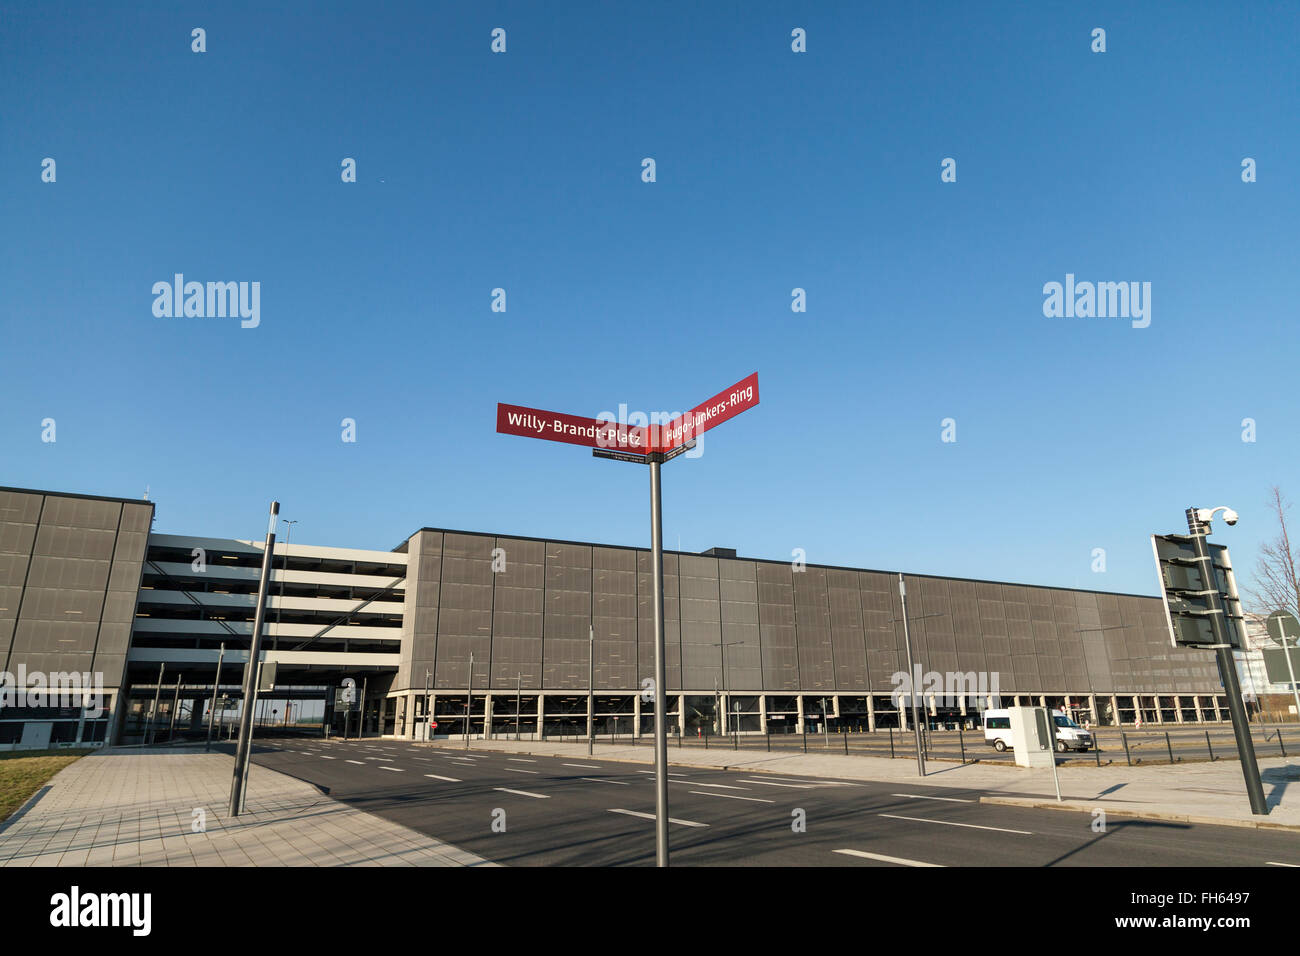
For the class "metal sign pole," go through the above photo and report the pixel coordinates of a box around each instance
[229,501,279,817]
[588,625,595,755]
[1185,508,1266,815]
[650,455,670,868]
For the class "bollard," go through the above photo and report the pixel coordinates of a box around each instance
[1281,728,1288,758]
[1094,739,1101,767]
[704,732,708,750]
[803,729,808,753]
[889,726,895,759]
[1166,731,1175,764]
[1206,730,1214,762]
[958,726,966,764]
[1122,731,1132,767]
[766,730,770,753]
[844,733,849,755]
[733,732,737,751]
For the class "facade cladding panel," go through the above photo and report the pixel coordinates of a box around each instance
[860,571,900,688]
[592,546,636,690]
[679,555,722,691]
[434,532,493,691]
[637,550,682,692]
[543,541,592,689]
[0,490,152,687]
[793,567,834,691]
[719,560,762,691]
[492,537,544,690]
[757,562,798,690]
[828,569,867,691]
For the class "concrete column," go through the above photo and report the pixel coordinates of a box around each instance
[1039,695,1047,708]
[1175,695,1185,723]
[1213,696,1223,722]
[633,691,641,738]
[677,694,686,737]
[1194,696,1204,723]
[796,696,805,734]
[1155,696,1165,724]
[484,694,494,740]
[866,694,876,732]
[1087,694,1098,726]
[537,693,545,740]
[759,694,767,733]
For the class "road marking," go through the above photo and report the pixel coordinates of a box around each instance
[319,755,335,760]
[879,813,1032,835]
[424,773,461,782]
[345,759,366,764]
[507,758,537,763]
[1267,861,1299,867]
[891,793,975,804]
[581,777,629,786]
[689,790,774,804]
[834,849,944,868]
[504,767,539,774]
[413,757,431,761]
[637,770,685,776]
[609,809,708,828]
[679,782,750,791]
[752,775,824,784]
[494,787,549,799]
[563,763,601,769]
[379,766,405,772]
[737,779,814,789]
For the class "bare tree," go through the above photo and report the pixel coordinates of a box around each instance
[1248,486,1300,622]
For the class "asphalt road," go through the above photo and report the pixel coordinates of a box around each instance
[234,738,1300,867]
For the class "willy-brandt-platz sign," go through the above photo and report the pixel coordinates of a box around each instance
[495,373,759,868]
[496,372,759,456]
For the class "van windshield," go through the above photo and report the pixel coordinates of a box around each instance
[1053,715,1079,728]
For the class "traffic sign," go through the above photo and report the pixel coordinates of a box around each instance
[1151,534,1247,648]
[1266,609,1300,647]
[1263,647,1300,685]
[650,373,759,453]
[593,448,651,465]
[496,403,648,452]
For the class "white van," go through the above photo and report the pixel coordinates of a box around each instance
[983,708,1093,753]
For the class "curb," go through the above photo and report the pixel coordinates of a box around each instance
[979,795,1300,831]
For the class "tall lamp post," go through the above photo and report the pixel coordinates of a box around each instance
[273,519,297,653]
[710,640,745,738]
[899,574,926,777]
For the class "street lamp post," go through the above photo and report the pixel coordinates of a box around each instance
[899,574,926,777]
[274,519,297,653]
[588,625,595,756]
[464,651,474,750]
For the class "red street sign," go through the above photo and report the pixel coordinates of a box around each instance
[651,373,759,452]
[496,403,649,452]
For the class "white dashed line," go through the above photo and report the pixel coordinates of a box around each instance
[891,793,975,804]
[834,849,943,867]
[688,791,773,803]
[608,808,708,828]
[563,763,601,769]
[581,777,629,786]
[737,779,813,789]
[424,773,461,782]
[507,758,537,763]
[504,767,538,774]
[879,813,1031,835]
[379,766,405,772]
[494,788,549,799]
[346,760,365,765]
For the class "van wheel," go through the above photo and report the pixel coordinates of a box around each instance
[1056,740,1068,753]
[993,739,1007,752]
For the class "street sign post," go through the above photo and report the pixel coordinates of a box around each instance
[497,373,759,867]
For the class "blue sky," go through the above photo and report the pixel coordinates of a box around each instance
[2,1,1296,598]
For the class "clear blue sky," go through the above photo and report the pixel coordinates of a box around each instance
[2,1,1296,597]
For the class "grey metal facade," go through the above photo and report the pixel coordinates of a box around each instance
[393,528,1223,696]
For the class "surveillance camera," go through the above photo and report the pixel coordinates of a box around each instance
[1224,509,1239,526]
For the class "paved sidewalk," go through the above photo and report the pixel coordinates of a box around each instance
[432,737,1300,830]
[0,746,492,867]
